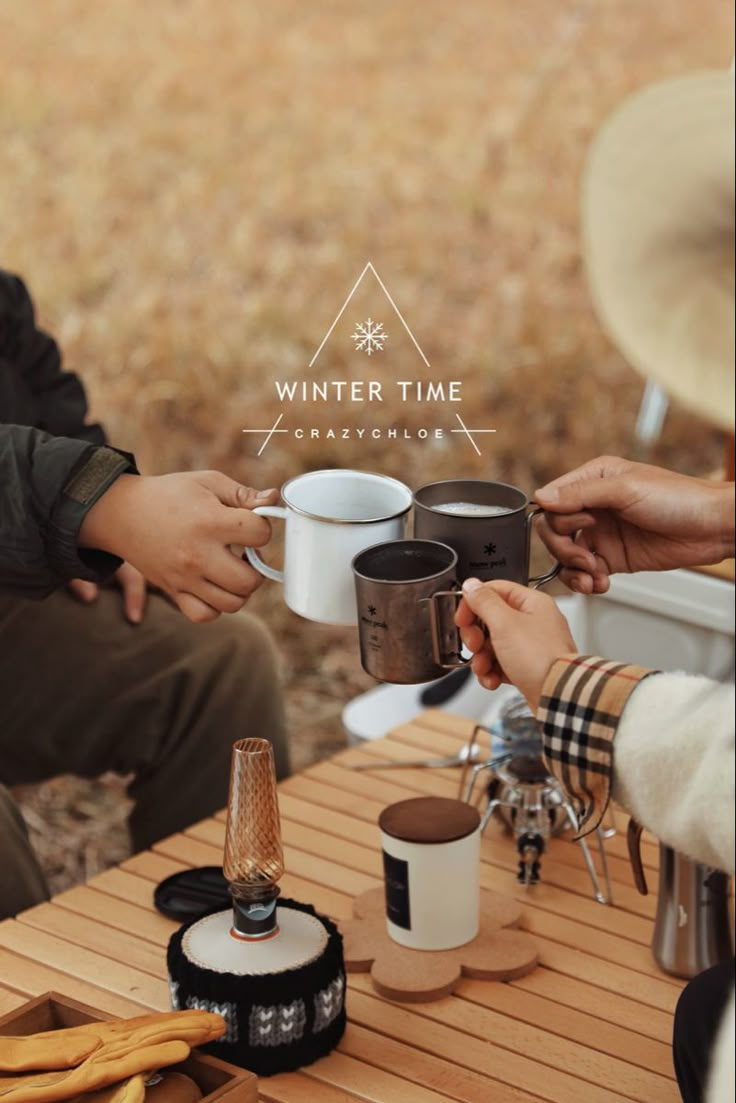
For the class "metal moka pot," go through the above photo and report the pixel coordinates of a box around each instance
[627,819,733,979]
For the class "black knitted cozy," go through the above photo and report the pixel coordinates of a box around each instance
[167,897,347,1077]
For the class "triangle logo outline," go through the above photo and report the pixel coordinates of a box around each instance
[308,261,430,369]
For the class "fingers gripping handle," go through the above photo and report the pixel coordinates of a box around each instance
[526,506,561,590]
[427,590,488,669]
[243,506,287,583]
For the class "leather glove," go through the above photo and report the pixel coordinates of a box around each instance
[0,1010,224,1074]
[0,1037,99,1076]
[0,1031,188,1103]
[54,1010,224,1050]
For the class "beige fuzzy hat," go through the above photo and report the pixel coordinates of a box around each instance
[581,71,735,431]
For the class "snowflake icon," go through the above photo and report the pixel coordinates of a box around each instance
[351,318,388,356]
[368,605,378,617]
[484,543,497,556]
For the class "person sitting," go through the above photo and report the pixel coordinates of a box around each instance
[0,267,288,919]
[457,456,734,1103]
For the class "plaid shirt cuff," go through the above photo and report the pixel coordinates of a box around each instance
[536,654,657,837]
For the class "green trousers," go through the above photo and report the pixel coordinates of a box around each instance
[0,588,288,919]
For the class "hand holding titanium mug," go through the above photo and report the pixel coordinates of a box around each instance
[456,579,576,708]
[413,479,560,587]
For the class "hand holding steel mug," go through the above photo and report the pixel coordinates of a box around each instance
[455,578,576,709]
[413,479,560,588]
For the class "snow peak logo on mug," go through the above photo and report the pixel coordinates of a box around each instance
[469,540,507,572]
[471,551,507,571]
[361,605,388,631]
[242,262,496,456]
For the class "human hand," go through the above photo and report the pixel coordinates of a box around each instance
[455,578,576,710]
[79,472,278,622]
[533,455,735,594]
[67,562,148,624]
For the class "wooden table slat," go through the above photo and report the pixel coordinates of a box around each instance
[306,1049,468,1103]
[344,989,673,1103]
[260,1074,368,1103]
[50,883,178,945]
[155,833,380,899]
[18,903,167,976]
[511,969,674,1044]
[395,976,675,1079]
[0,920,168,1009]
[0,988,27,1016]
[0,944,150,1018]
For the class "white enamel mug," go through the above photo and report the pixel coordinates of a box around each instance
[245,469,412,626]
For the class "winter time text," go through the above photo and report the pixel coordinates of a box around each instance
[273,380,463,402]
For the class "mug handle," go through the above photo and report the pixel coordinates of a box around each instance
[243,506,287,583]
[526,506,561,590]
[427,590,488,669]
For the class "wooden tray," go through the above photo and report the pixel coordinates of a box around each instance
[0,991,258,1103]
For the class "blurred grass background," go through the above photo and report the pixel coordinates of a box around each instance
[1,0,732,889]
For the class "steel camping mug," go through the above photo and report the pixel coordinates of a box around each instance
[413,479,560,587]
[352,539,470,684]
[244,469,412,626]
[627,819,733,979]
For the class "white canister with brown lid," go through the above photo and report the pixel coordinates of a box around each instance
[378,796,481,950]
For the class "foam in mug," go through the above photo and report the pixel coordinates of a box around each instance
[431,501,513,517]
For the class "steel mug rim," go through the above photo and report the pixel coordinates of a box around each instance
[413,478,529,517]
[352,538,459,585]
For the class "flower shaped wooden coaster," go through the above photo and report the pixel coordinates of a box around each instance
[340,887,538,1003]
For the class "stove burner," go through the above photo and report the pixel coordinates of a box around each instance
[459,695,613,905]
[497,754,550,787]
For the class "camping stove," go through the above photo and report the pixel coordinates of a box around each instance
[460,696,612,905]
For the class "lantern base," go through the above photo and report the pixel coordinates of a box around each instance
[167,898,346,1076]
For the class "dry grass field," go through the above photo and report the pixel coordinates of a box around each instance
[1,0,732,891]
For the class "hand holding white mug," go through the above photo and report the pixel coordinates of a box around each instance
[79,471,278,622]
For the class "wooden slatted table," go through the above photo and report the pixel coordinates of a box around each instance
[0,709,683,1102]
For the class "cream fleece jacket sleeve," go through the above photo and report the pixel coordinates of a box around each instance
[614,673,735,1103]
[539,662,735,1103]
[612,672,735,876]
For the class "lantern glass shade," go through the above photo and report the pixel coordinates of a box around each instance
[223,738,284,887]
